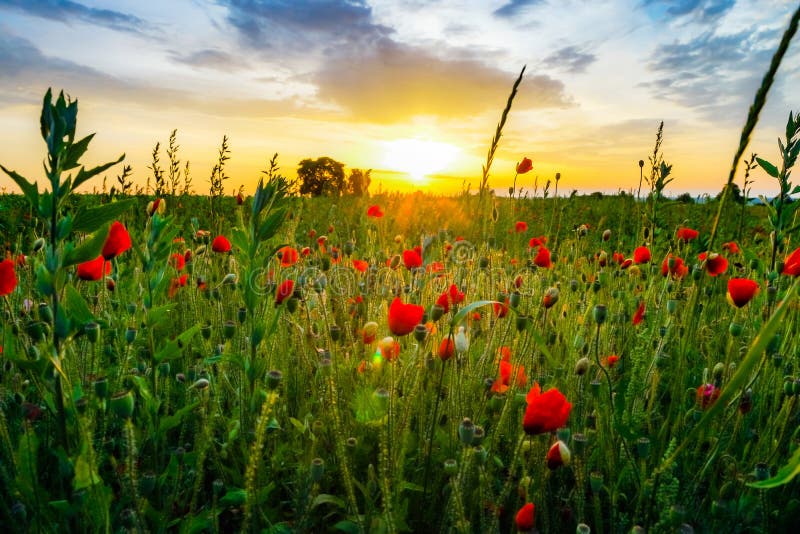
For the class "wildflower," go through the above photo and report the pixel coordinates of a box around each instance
[661,254,689,279]
[402,247,423,270]
[727,278,759,308]
[77,255,110,281]
[275,279,294,305]
[168,274,188,298]
[515,503,535,531]
[236,192,244,205]
[367,205,384,218]
[722,241,740,254]
[352,259,369,273]
[170,253,185,271]
[613,252,625,265]
[702,252,728,276]
[533,246,552,268]
[528,236,547,248]
[696,383,720,409]
[542,287,559,309]
[454,326,469,353]
[102,221,132,260]
[426,261,445,274]
[493,297,510,318]
[378,336,400,362]
[602,229,611,241]
[491,358,526,394]
[278,246,299,267]
[632,301,645,325]
[438,337,455,361]
[361,321,378,344]
[782,247,800,276]
[602,354,621,368]
[388,297,424,336]
[597,250,608,267]
[676,227,699,243]
[633,246,651,264]
[211,235,231,253]
[523,383,572,435]
[435,283,465,313]
[515,221,528,233]
[0,259,18,296]
[516,157,533,174]
[147,198,165,216]
[546,440,571,470]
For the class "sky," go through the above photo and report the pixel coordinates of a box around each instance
[0,0,799,197]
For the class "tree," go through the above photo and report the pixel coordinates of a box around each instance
[348,168,371,196]
[297,157,346,196]
[716,182,744,204]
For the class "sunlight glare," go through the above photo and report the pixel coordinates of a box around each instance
[381,138,460,184]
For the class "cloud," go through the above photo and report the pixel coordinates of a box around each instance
[312,39,571,123]
[0,0,144,33]
[220,0,391,50]
[643,27,778,117]
[641,0,736,24]
[543,46,597,73]
[493,0,546,18]
[168,49,249,72]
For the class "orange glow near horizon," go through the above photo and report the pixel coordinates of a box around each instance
[380,138,461,185]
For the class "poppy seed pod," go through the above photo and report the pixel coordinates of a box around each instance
[310,458,325,482]
[443,459,458,476]
[593,305,607,325]
[84,322,100,343]
[93,377,109,399]
[109,390,135,419]
[458,418,475,445]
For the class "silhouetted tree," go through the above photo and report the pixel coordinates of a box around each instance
[348,168,371,196]
[716,182,744,204]
[297,157,346,196]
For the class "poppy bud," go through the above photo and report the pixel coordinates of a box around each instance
[543,287,559,308]
[472,425,486,446]
[287,297,300,313]
[310,458,325,482]
[593,304,607,325]
[754,462,769,481]
[343,241,355,256]
[109,390,135,419]
[515,314,531,332]
[546,440,571,469]
[223,320,236,339]
[784,379,794,396]
[589,471,604,493]
[458,418,475,445]
[192,378,210,390]
[712,362,725,381]
[329,325,342,341]
[431,303,445,322]
[443,459,458,476]
[577,524,591,534]
[158,362,170,376]
[454,326,469,353]
[509,291,521,308]
[729,322,743,337]
[125,327,137,344]
[575,357,590,376]
[666,299,678,314]
[602,229,611,241]
[413,324,428,342]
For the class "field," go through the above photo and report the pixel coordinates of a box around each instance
[3,41,800,532]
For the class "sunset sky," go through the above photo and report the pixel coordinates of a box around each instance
[1,0,799,197]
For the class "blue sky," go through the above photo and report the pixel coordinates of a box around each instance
[0,0,798,195]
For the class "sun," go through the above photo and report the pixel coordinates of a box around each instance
[381,138,460,184]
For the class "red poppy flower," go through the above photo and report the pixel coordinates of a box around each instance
[727,278,758,308]
[435,284,465,313]
[378,337,400,361]
[515,503,535,531]
[661,254,689,278]
[15,254,26,267]
[782,247,800,276]
[402,248,423,269]
[633,246,651,264]
[620,258,633,270]
[632,301,645,325]
[352,259,369,272]
[528,236,547,248]
[516,157,533,174]
[102,221,132,260]
[491,359,527,394]
[522,382,572,435]
[676,227,699,242]
[603,354,620,368]
[696,383,720,409]
[722,241,740,254]
[426,261,445,274]
[388,297,424,336]
[279,246,299,267]
[211,235,231,253]
[613,252,625,265]
[533,246,552,268]
[367,205,384,218]
[275,279,295,305]
[699,251,728,276]
[236,192,244,205]
[170,253,186,271]
[493,297,510,318]
[438,337,455,361]
[168,274,189,298]
[77,255,111,281]
[515,221,528,233]
[0,259,18,296]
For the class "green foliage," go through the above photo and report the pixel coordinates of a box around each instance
[297,156,346,196]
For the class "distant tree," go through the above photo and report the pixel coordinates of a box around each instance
[716,182,744,204]
[675,192,694,204]
[298,157,346,196]
[348,168,371,196]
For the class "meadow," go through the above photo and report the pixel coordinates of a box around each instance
[2,11,800,532]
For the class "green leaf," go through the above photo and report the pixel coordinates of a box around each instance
[311,494,346,509]
[159,401,201,435]
[748,446,800,489]
[146,304,175,327]
[756,157,780,178]
[63,133,95,171]
[73,447,102,490]
[72,199,135,233]
[450,300,499,329]
[0,164,39,206]
[72,154,125,192]
[220,489,247,507]
[63,223,112,268]
[64,285,95,326]
[334,520,361,534]
[154,324,200,363]
[257,208,287,242]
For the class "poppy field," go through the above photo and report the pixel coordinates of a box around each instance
[2,89,800,534]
